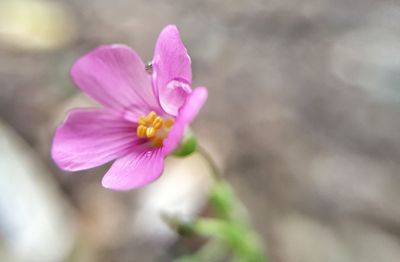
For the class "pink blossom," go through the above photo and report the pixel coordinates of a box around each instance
[52,25,207,191]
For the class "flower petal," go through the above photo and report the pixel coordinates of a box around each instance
[163,87,208,155]
[102,148,164,191]
[52,108,140,171]
[153,25,192,116]
[159,78,192,116]
[70,45,161,118]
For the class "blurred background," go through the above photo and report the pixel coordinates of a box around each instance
[1,0,400,261]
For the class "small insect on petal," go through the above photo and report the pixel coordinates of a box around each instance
[145,61,153,74]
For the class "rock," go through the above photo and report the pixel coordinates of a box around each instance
[0,119,76,262]
[132,152,215,244]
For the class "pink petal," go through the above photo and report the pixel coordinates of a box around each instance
[102,148,164,191]
[163,87,208,155]
[52,108,140,171]
[71,45,162,119]
[153,25,192,116]
[159,78,192,116]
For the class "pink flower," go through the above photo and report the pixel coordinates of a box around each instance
[52,25,208,191]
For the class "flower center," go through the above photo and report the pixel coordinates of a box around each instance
[136,111,174,147]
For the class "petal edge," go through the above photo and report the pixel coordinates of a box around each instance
[70,45,161,116]
[102,148,164,191]
[52,108,139,171]
[153,25,192,115]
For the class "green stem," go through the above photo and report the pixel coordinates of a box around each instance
[166,144,268,261]
[196,146,268,261]
[196,145,222,182]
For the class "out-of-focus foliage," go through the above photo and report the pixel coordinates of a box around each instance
[174,181,266,261]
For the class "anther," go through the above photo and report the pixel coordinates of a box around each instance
[136,112,175,147]
[137,125,147,138]
[146,127,156,138]
[146,111,156,123]
[138,117,147,126]
[164,118,174,128]
[152,117,163,129]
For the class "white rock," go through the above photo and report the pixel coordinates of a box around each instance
[0,120,76,262]
[132,152,214,244]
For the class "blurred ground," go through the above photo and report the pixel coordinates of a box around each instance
[1,0,400,261]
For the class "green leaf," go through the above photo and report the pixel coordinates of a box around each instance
[210,181,235,220]
[173,132,197,157]
[193,219,266,262]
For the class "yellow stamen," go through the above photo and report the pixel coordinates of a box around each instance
[146,127,156,138]
[137,125,147,138]
[138,116,147,126]
[152,117,163,129]
[146,111,156,123]
[136,112,174,148]
[164,118,174,128]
